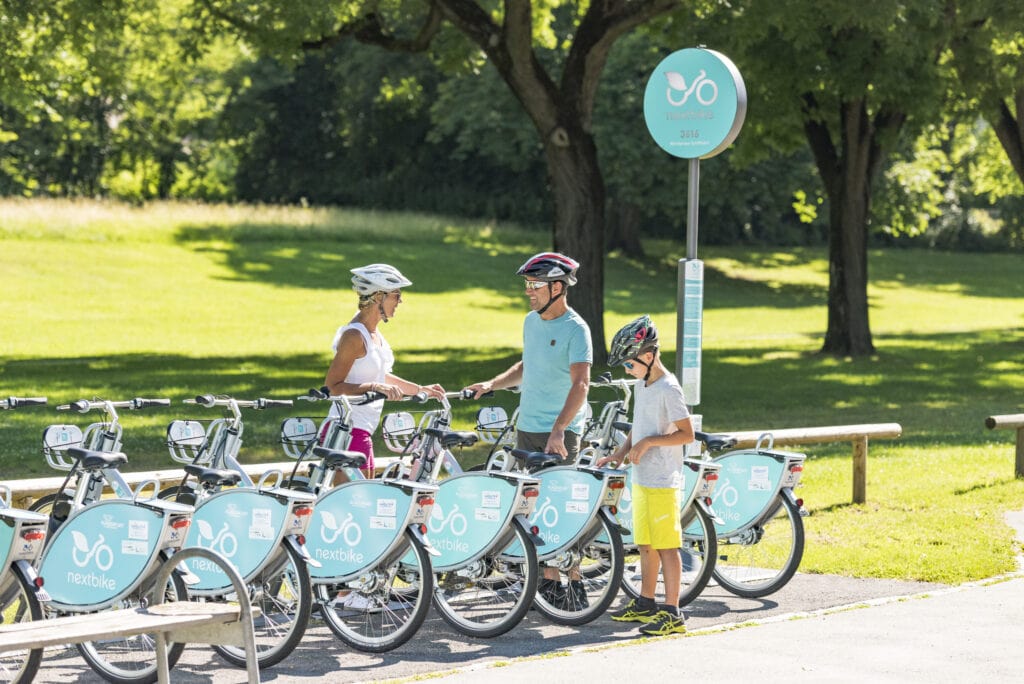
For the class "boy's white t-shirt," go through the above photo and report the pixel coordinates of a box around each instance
[631,373,690,489]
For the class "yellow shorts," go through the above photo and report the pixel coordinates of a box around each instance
[631,484,682,550]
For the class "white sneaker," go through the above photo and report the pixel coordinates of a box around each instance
[338,592,380,613]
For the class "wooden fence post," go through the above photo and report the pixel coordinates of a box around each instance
[852,435,868,505]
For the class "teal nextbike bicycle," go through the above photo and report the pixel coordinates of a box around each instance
[162,394,316,669]
[692,431,807,598]
[1,397,51,684]
[278,389,438,653]
[377,390,543,638]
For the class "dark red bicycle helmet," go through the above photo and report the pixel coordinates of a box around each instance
[516,252,580,286]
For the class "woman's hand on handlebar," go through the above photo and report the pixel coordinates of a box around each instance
[372,382,405,400]
[418,383,446,400]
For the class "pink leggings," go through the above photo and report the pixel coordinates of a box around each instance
[348,428,376,477]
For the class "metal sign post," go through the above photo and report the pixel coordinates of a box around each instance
[643,47,747,404]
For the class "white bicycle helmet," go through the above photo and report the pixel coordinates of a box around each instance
[351,264,412,296]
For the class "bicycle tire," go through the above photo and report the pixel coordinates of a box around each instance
[0,571,44,684]
[712,493,804,598]
[212,541,311,669]
[620,503,718,607]
[533,512,624,626]
[316,527,432,653]
[431,522,538,638]
[76,571,187,684]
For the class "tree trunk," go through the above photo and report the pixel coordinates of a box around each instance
[607,197,645,258]
[544,126,608,363]
[987,90,1024,185]
[804,97,886,357]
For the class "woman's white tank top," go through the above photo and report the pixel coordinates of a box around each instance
[328,321,394,433]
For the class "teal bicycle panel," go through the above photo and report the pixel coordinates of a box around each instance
[506,467,603,558]
[307,481,413,580]
[0,516,15,569]
[685,450,784,538]
[39,500,165,608]
[427,474,517,571]
[186,489,288,591]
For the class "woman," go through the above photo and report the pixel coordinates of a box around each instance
[324,263,444,478]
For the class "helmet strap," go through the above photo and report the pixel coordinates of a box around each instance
[377,293,390,323]
[536,282,564,316]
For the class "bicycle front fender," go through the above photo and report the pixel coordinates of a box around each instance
[407,523,440,557]
[600,506,630,538]
[283,533,322,569]
[512,513,545,547]
[12,559,51,602]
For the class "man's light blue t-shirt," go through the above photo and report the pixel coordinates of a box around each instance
[519,308,593,434]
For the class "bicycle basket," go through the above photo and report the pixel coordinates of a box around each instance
[382,411,420,454]
[166,419,208,464]
[474,406,511,444]
[280,416,319,459]
[41,424,84,471]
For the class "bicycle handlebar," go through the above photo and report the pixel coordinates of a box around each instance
[1,396,47,410]
[57,397,171,413]
[300,387,429,405]
[185,395,294,410]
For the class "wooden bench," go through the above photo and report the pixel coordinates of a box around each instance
[0,548,260,683]
[985,413,1024,478]
[723,423,903,505]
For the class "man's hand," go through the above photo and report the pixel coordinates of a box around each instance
[462,381,494,400]
[545,427,568,459]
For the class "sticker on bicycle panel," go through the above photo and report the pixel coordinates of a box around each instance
[505,467,602,558]
[686,451,784,538]
[748,465,770,491]
[481,491,501,508]
[39,501,164,608]
[425,474,517,570]
[307,481,413,579]
[128,520,149,540]
[571,483,590,500]
[185,490,286,591]
[376,499,397,517]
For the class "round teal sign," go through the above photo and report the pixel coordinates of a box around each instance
[643,47,746,159]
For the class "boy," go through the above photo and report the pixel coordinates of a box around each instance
[597,315,694,635]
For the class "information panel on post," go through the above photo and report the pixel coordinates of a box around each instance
[680,259,704,405]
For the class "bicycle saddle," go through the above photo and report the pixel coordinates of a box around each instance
[509,449,562,473]
[313,446,366,469]
[184,464,242,488]
[695,431,737,452]
[68,447,128,470]
[425,428,478,449]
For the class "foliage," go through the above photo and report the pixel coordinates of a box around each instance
[2,199,1023,585]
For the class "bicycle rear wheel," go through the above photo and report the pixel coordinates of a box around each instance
[620,503,717,607]
[316,527,432,653]
[713,493,804,598]
[534,513,624,626]
[432,522,538,638]
[212,542,311,669]
[77,572,187,684]
[0,573,43,684]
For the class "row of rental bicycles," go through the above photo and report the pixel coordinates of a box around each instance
[1,378,808,683]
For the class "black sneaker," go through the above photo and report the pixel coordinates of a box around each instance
[557,580,589,611]
[610,597,658,623]
[538,578,565,605]
[638,608,686,636]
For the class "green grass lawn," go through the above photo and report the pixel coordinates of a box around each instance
[1,198,1023,584]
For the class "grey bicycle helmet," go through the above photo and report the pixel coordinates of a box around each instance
[608,315,659,367]
[516,252,579,286]
[351,264,412,296]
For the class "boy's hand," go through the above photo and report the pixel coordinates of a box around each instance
[595,455,617,468]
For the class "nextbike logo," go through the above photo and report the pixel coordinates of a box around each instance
[348,493,372,509]
[70,530,114,571]
[100,514,124,530]
[224,503,248,519]
[664,69,718,107]
[546,481,570,493]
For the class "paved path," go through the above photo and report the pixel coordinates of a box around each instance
[33,511,1024,682]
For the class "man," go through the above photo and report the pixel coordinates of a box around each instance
[465,251,593,607]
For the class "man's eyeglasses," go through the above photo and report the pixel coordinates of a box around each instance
[524,280,548,290]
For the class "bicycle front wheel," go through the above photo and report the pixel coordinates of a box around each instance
[76,572,187,684]
[0,573,44,684]
[316,527,432,653]
[212,541,311,669]
[432,522,538,638]
[713,493,804,598]
[534,513,624,626]
[620,503,717,607]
